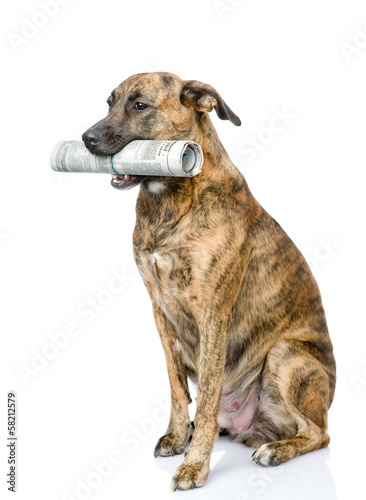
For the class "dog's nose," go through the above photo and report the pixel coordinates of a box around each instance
[82,128,103,150]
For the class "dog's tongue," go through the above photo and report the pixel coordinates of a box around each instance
[112,174,132,182]
[111,174,143,190]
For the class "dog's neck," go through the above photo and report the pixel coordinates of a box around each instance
[137,113,252,226]
[195,113,233,166]
[186,113,249,200]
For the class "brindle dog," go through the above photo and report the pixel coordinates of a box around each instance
[82,72,336,491]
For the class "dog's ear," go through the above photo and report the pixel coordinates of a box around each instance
[180,80,241,126]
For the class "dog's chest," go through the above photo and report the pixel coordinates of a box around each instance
[133,219,203,347]
[137,245,197,315]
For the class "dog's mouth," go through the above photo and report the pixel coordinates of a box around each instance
[110,174,146,190]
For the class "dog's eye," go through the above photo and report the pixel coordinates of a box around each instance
[107,96,113,107]
[133,102,148,111]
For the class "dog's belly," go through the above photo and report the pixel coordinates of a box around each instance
[218,386,257,434]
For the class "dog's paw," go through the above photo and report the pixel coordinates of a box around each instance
[170,461,209,491]
[251,443,284,467]
[154,432,189,457]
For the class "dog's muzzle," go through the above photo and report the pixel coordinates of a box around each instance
[82,126,146,190]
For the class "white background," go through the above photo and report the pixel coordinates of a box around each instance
[1,0,366,499]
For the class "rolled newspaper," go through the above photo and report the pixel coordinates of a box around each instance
[50,140,203,177]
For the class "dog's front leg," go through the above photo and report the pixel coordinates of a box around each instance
[152,303,192,457]
[171,311,229,491]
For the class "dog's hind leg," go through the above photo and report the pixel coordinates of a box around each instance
[152,303,192,458]
[251,339,335,466]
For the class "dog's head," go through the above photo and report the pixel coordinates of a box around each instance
[82,72,241,190]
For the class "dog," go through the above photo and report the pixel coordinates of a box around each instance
[82,72,336,491]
